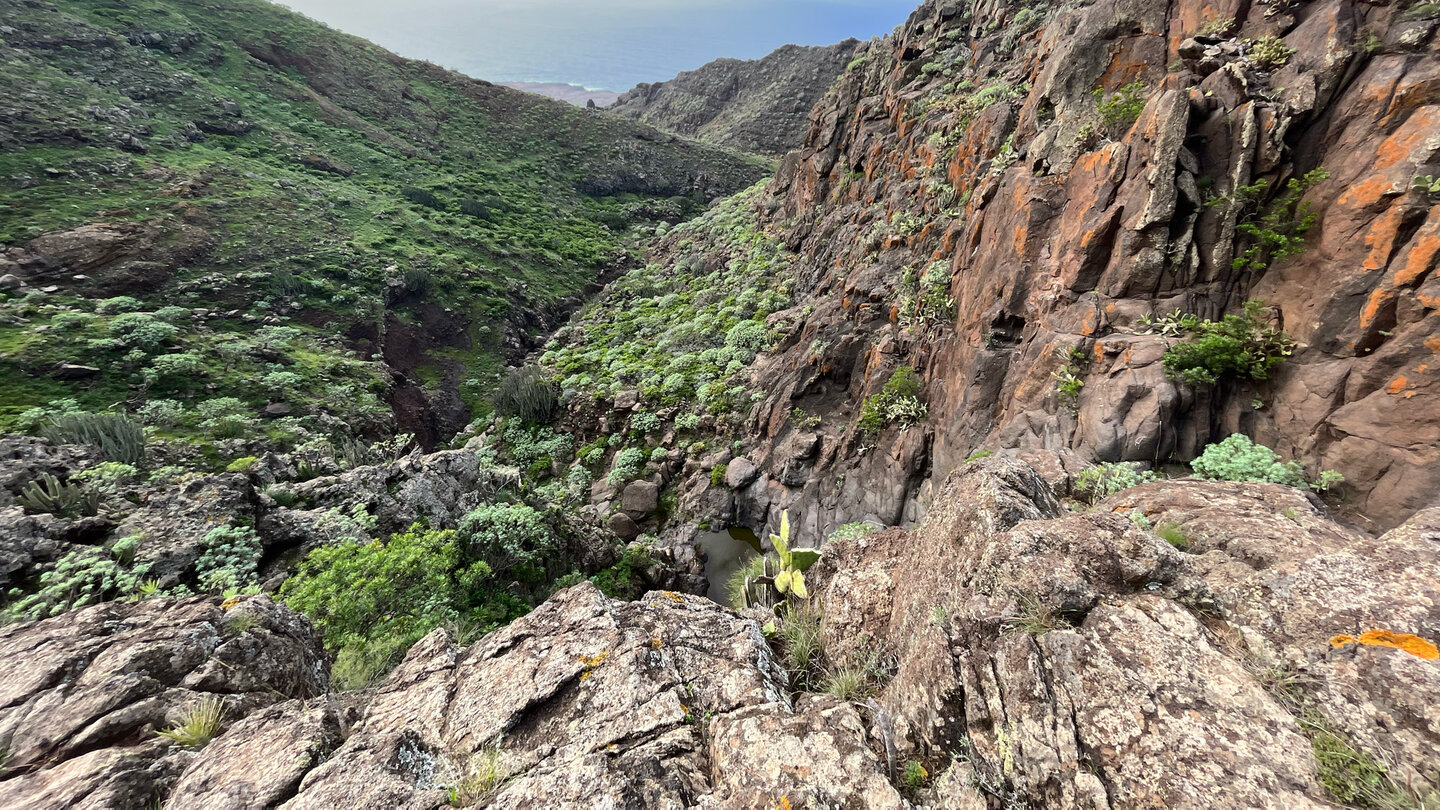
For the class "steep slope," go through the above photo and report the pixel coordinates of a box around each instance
[0,0,768,453]
[608,40,863,156]
[547,0,1440,534]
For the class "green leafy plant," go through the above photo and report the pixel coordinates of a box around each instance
[1198,16,1236,37]
[1247,34,1295,69]
[1413,175,1440,195]
[1191,434,1341,491]
[195,526,262,592]
[1161,301,1294,385]
[282,524,509,688]
[1218,168,1329,272]
[1053,347,1089,408]
[4,548,148,620]
[902,759,930,790]
[156,696,227,748]
[1075,462,1156,503]
[1094,81,1147,135]
[711,463,728,487]
[17,473,99,518]
[459,503,556,582]
[771,511,821,599]
[858,366,928,433]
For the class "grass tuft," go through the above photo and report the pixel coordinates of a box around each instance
[156,696,227,748]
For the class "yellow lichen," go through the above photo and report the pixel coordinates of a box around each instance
[661,591,686,604]
[776,797,792,810]
[1329,629,1439,660]
[221,596,241,611]
[577,652,610,682]
[650,636,663,650]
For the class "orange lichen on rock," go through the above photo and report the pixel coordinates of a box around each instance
[1329,629,1439,660]
[1386,376,1409,395]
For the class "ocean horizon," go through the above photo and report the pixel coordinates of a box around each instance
[277,0,917,91]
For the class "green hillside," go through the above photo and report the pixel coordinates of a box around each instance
[0,0,770,460]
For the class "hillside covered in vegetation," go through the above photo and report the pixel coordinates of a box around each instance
[0,0,769,458]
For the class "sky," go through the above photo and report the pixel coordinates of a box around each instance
[277,0,917,91]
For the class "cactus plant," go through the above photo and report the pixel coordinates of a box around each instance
[17,473,99,518]
[771,511,821,599]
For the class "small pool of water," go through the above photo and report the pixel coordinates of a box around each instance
[696,526,763,603]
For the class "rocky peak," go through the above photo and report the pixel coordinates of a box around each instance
[609,39,864,155]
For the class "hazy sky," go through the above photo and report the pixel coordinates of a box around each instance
[277,0,916,90]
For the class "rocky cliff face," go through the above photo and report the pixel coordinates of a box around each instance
[566,0,1440,540]
[609,40,863,155]
[3,460,1435,808]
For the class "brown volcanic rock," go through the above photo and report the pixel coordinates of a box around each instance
[809,458,1440,808]
[641,0,1440,533]
[610,40,863,155]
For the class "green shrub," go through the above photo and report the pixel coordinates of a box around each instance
[858,366,928,433]
[493,366,558,424]
[1218,168,1329,272]
[458,503,556,581]
[1247,34,1294,69]
[1161,301,1293,385]
[138,399,186,426]
[827,522,876,542]
[194,526,262,592]
[902,760,930,790]
[107,312,178,351]
[401,186,445,210]
[711,463,728,487]
[95,296,143,314]
[1094,81,1147,135]
[1075,462,1156,503]
[4,548,147,620]
[1198,16,1236,37]
[607,447,647,487]
[1190,434,1325,489]
[41,412,147,464]
[723,320,769,353]
[588,545,653,599]
[282,524,500,686]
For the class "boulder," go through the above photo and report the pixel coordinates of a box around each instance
[723,457,760,489]
[621,479,659,517]
[0,595,327,809]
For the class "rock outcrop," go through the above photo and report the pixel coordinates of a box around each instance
[567,0,1440,539]
[2,460,1434,808]
[610,40,863,155]
[0,595,328,809]
[810,457,1440,807]
[732,0,1440,532]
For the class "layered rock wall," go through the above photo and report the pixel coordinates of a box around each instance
[700,0,1439,534]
